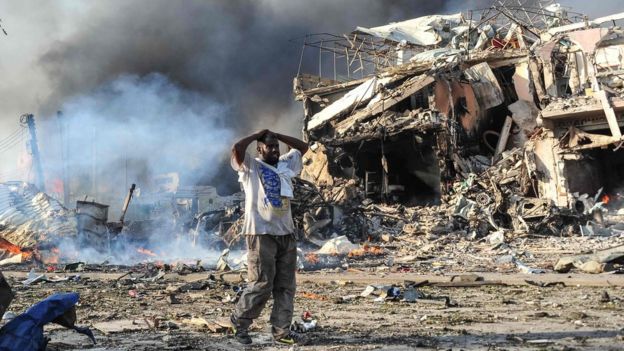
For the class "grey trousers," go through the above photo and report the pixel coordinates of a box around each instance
[233,234,297,337]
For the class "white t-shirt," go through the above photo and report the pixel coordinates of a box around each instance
[231,149,303,235]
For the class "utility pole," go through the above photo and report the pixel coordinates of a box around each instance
[21,114,45,191]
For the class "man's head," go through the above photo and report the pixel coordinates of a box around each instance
[257,132,280,165]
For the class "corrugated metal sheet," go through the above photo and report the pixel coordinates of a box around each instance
[0,182,76,248]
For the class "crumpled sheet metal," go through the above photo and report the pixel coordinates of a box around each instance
[355,13,465,46]
[0,182,76,249]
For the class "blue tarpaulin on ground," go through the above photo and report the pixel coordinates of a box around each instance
[0,292,95,351]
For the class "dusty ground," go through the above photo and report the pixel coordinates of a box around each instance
[2,268,624,351]
[2,234,624,350]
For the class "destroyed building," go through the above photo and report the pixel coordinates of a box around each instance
[293,2,624,238]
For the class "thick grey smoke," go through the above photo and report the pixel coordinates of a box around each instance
[32,0,453,198]
[38,73,233,209]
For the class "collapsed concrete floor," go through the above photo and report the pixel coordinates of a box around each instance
[2,234,624,350]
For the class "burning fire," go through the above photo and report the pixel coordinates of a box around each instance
[0,238,32,261]
[298,291,329,301]
[137,248,157,257]
[348,244,385,258]
[602,194,610,205]
[304,253,319,264]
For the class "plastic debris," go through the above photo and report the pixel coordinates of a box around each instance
[316,236,359,255]
[0,292,95,351]
[21,269,47,286]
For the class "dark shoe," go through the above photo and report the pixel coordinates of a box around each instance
[234,328,252,345]
[230,314,252,345]
[274,331,309,345]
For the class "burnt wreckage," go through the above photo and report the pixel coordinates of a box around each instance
[293,2,624,240]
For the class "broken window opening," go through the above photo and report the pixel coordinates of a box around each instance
[475,65,520,155]
[563,147,624,208]
[553,50,571,96]
[388,87,432,115]
[493,65,519,105]
[344,132,441,206]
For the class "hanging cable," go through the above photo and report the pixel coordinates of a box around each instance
[0,128,23,149]
[0,127,22,143]
[0,129,25,153]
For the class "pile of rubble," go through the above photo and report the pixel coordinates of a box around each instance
[289,1,624,253]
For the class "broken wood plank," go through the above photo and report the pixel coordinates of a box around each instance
[494,116,513,159]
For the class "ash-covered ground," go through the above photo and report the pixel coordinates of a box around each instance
[2,233,624,350]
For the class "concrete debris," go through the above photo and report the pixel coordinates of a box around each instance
[554,244,624,273]
[355,13,466,47]
[515,259,546,274]
[93,319,152,334]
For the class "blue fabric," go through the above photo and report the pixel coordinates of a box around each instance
[0,292,95,351]
[259,164,282,207]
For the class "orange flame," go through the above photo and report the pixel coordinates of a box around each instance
[0,238,32,261]
[137,248,157,257]
[298,291,329,301]
[304,253,319,264]
[602,194,610,204]
[348,244,385,258]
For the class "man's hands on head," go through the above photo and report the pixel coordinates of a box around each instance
[254,129,270,140]
[233,129,309,167]
[233,129,271,167]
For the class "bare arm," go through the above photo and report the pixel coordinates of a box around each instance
[231,129,268,167]
[274,132,309,155]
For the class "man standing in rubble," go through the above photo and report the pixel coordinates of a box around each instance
[229,129,309,345]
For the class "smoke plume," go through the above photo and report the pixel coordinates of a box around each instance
[33,0,455,200]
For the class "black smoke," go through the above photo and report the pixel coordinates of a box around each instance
[38,0,455,195]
